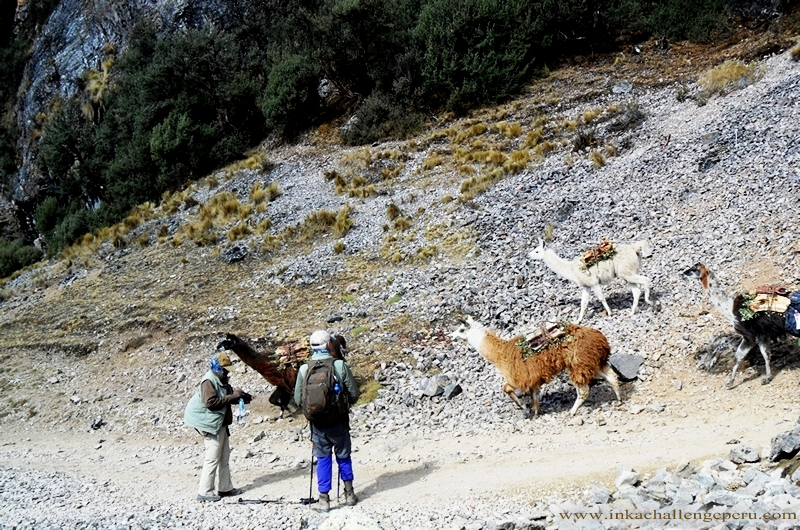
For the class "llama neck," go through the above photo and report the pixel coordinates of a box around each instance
[542,249,582,283]
[228,339,265,370]
[704,271,736,323]
[474,331,507,366]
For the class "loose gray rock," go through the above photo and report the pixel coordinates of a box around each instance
[221,244,248,263]
[609,354,644,382]
[729,445,760,464]
[443,383,463,400]
[769,428,800,462]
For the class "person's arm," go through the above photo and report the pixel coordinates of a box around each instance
[293,365,306,407]
[337,361,360,404]
[201,380,241,410]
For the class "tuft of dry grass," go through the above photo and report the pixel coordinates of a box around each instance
[792,42,800,61]
[698,60,763,97]
[255,218,271,234]
[265,181,281,202]
[544,223,555,241]
[227,222,252,242]
[524,128,543,148]
[386,203,401,221]
[493,121,523,138]
[340,149,372,169]
[583,108,602,123]
[393,217,412,231]
[454,123,487,143]
[503,149,530,174]
[421,153,442,171]
[250,181,267,204]
[333,241,345,254]
[591,150,606,168]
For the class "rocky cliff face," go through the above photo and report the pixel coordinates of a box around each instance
[4,0,794,238]
[9,0,239,208]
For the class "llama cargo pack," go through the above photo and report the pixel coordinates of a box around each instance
[785,291,800,337]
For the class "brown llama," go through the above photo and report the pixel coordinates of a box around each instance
[451,316,621,417]
[216,333,346,417]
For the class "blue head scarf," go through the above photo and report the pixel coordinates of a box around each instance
[210,354,223,373]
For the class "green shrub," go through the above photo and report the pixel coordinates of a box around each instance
[342,92,424,145]
[415,0,544,112]
[261,54,320,137]
[0,238,42,279]
[647,0,728,42]
[34,196,61,233]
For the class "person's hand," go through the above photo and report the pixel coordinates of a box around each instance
[231,388,244,400]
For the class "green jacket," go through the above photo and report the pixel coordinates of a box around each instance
[293,351,359,407]
[184,370,231,435]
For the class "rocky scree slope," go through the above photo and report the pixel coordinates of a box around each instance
[0,45,800,530]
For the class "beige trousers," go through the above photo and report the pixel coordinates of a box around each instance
[197,427,234,496]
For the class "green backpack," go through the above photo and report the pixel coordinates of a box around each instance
[301,358,348,425]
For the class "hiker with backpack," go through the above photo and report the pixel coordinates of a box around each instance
[293,330,360,512]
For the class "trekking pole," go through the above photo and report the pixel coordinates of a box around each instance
[301,422,317,505]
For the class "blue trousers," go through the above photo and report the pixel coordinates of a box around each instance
[316,455,354,494]
[311,421,354,494]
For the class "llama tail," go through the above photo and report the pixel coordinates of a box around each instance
[632,240,653,258]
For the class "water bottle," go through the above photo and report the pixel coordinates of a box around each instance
[237,397,247,423]
[333,381,341,395]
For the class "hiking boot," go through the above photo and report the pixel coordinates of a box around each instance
[317,492,330,512]
[343,481,358,506]
[196,494,221,503]
[218,488,243,497]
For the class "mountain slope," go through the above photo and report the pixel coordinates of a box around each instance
[0,34,800,529]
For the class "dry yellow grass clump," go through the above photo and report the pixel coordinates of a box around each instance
[792,42,800,61]
[698,60,763,96]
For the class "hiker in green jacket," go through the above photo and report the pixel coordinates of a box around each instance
[294,330,360,512]
[184,352,249,502]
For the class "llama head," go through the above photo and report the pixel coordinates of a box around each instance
[450,316,487,353]
[527,238,546,261]
[216,333,238,352]
[682,263,710,290]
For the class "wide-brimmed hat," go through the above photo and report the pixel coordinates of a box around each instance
[212,352,236,372]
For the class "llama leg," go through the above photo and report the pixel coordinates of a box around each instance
[531,388,541,417]
[578,288,591,323]
[591,285,612,317]
[628,285,641,316]
[503,383,526,411]
[626,274,652,305]
[599,365,621,402]
[570,384,590,415]
[757,340,773,385]
[728,337,755,388]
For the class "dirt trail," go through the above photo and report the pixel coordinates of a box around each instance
[2,363,798,509]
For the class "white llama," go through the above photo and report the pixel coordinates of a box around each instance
[528,238,653,323]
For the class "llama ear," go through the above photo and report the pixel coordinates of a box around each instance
[537,238,544,248]
[465,315,476,327]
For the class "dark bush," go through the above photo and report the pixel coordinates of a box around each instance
[261,54,320,137]
[415,0,545,112]
[0,238,42,279]
[34,196,61,233]
[342,92,424,145]
[47,208,99,254]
